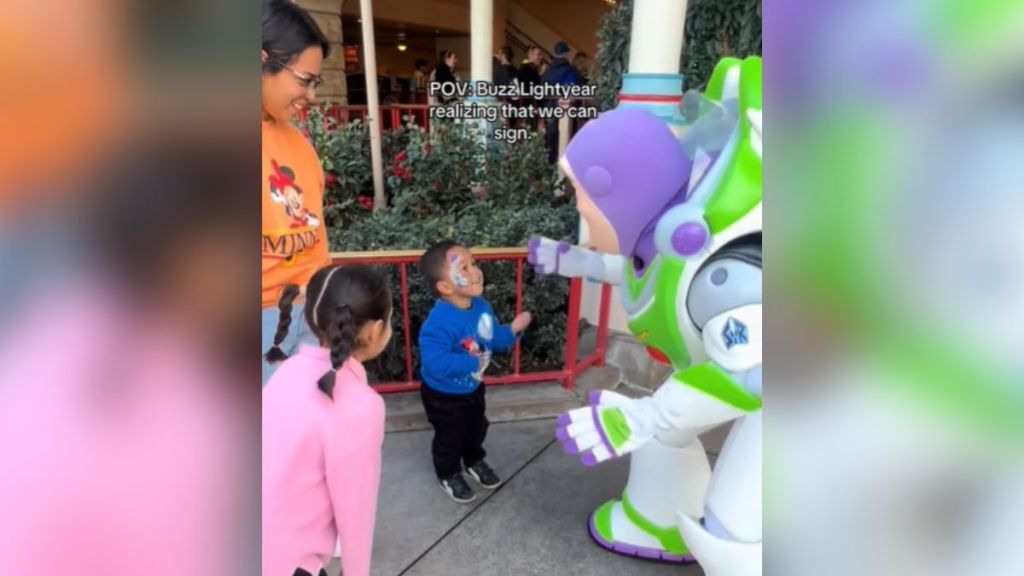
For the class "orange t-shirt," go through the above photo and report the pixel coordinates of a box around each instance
[262,120,330,309]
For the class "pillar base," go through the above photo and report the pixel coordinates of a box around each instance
[617,73,687,130]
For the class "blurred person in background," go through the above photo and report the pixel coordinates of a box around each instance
[573,51,590,85]
[430,50,459,106]
[541,41,580,164]
[493,46,518,87]
[0,133,253,576]
[493,46,519,118]
[1,1,260,575]
[0,0,123,316]
[517,46,543,130]
[412,58,429,102]
[518,45,543,93]
[262,0,333,385]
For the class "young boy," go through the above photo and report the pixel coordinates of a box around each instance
[418,241,532,503]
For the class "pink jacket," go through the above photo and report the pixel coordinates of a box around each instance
[262,345,385,576]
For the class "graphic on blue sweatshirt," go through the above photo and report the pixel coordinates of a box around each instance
[419,298,517,394]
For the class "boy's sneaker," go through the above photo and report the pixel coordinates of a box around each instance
[466,460,502,489]
[440,473,477,503]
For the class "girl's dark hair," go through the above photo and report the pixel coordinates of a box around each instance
[264,265,391,398]
[262,0,330,74]
[264,284,301,363]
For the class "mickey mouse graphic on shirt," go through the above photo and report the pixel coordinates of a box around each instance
[461,312,495,382]
[268,159,321,229]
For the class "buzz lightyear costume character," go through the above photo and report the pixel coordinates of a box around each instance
[527,55,762,576]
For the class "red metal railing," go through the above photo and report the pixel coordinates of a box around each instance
[331,247,612,394]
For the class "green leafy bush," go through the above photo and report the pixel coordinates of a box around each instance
[593,0,633,112]
[302,110,580,383]
[684,0,763,91]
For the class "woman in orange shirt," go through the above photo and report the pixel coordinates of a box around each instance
[262,0,332,385]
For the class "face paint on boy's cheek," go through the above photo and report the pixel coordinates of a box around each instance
[449,254,470,288]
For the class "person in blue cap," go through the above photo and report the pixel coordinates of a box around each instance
[541,41,580,163]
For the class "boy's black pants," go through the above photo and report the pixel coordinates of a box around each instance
[420,384,488,479]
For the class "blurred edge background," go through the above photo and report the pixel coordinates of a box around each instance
[0,0,1022,574]
[0,0,260,574]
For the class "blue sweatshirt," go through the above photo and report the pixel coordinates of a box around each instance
[419,297,518,394]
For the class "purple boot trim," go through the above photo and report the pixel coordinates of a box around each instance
[587,511,696,565]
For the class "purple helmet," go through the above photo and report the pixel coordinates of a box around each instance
[562,108,690,256]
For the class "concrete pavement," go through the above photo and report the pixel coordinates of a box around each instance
[333,418,706,576]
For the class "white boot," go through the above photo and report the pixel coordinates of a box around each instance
[677,411,762,576]
[588,438,711,562]
[676,513,762,576]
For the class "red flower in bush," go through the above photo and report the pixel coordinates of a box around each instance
[325,172,338,186]
[433,180,442,191]
[302,128,311,140]
[423,143,432,155]
[395,150,408,164]
[476,186,488,199]
[357,196,374,210]
[392,167,413,181]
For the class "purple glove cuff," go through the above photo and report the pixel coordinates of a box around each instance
[527,238,541,263]
[527,238,572,275]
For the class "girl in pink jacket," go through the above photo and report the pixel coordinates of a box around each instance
[263,264,392,576]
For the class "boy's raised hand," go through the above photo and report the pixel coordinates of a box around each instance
[511,312,533,334]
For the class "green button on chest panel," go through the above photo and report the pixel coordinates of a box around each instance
[624,256,691,369]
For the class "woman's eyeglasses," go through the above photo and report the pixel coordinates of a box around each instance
[273,59,324,91]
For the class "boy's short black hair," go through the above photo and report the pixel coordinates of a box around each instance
[420,240,461,297]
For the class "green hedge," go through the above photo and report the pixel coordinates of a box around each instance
[303,110,579,383]
[593,0,763,112]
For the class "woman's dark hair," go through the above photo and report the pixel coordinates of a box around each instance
[264,265,391,399]
[434,51,457,93]
[262,0,330,74]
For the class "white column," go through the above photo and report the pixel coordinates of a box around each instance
[359,0,385,211]
[627,0,688,74]
[471,0,494,84]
